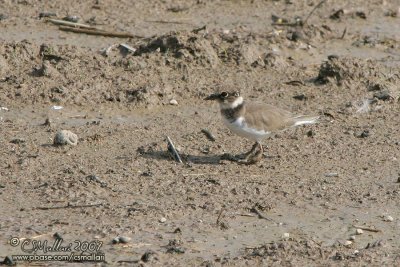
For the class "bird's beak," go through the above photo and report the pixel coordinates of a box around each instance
[204,93,220,101]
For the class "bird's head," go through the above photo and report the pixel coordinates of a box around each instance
[204,91,243,109]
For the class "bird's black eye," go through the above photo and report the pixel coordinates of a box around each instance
[234,92,240,97]
[220,92,228,98]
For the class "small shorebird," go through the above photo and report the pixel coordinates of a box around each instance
[204,91,319,164]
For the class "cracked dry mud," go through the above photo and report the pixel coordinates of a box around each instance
[1,0,400,266]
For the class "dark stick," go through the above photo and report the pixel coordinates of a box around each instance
[201,129,216,142]
[216,209,224,225]
[304,0,327,25]
[192,25,207,34]
[353,225,381,233]
[340,27,347,39]
[59,26,135,38]
[271,22,300,27]
[250,207,273,221]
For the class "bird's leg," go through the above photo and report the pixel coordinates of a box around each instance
[247,142,264,164]
[242,142,260,160]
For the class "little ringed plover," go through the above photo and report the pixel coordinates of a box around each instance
[205,91,319,164]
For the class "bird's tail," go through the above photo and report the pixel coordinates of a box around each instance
[292,115,319,126]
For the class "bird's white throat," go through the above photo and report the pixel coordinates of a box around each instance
[220,96,243,109]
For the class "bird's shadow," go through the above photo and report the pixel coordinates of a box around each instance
[139,149,241,165]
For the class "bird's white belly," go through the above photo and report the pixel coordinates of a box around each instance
[223,117,270,142]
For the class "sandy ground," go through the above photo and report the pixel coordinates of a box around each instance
[1,0,400,266]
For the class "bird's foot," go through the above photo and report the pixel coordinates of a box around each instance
[238,143,264,164]
[246,149,264,164]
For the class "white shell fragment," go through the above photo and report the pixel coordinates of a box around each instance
[169,99,178,105]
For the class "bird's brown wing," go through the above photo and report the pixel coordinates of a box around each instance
[242,103,296,132]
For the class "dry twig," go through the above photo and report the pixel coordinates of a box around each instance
[353,225,381,233]
[166,136,183,163]
[304,0,327,25]
[59,26,135,38]
[46,18,94,29]
[250,207,274,221]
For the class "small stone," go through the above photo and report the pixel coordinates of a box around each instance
[118,236,131,244]
[385,215,394,222]
[53,232,63,240]
[327,54,339,60]
[293,93,307,101]
[141,251,157,262]
[112,237,120,244]
[374,90,393,101]
[159,217,167,223]
[10,138,26,144]
[53,130,78,146]
[169,99,178,105]
[349,235,356,241]
[43,118,51,126]
[354,250,359,255]
[344,240,353,246]
[51,105,63,110]
[63,15,79,22]
[356,129,370,138]
[282,233,290,239]
[356,228,364,235]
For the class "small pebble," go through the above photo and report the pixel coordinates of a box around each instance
[141,251,157,262]
[293,93,307,101]
[63,15,79,22]
[385,215,394,222]
[51,105,63,110]
[169,99,178,105]
[160,217,167,223]
[356,228,364,235]
[10,138,26,144]
[43,118,51,126]
[349,235,356,241]
[53,232,63,240]
[112,237,120,244]
[373,90,392,101]
[282,233,290,239]
[344,240,353,246]
[118,236,131,244]
[53,130,78,146]
[356,129,370,138]
[354,250,359,255]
